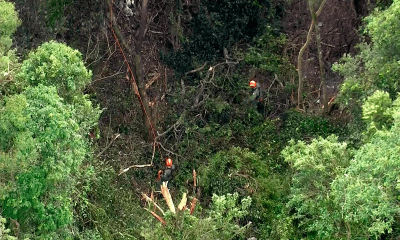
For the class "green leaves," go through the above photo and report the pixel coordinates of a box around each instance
[332,123,400,238]
[0,0,20,53]
[18,41,92,103]
[0,85,87,236]
[0,0,20,87]
[141,192,251,240]
[333,0,400,104]
[0,215,17,240]
[282,135,352,239]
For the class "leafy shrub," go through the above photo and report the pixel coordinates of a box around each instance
[282,135,352,239]
[201,147,262,197]
[332,120,400,238]
[362,90,394,138]
[333,0,400,103]
[0,215,16,240]
[18,41,92,103]
[141,192,252,240]
[0,85,89,238]
[0,0,20,53]
[0,0,21,87]
[162,0,273,76]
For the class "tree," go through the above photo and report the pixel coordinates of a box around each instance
[330,92,400,239]
[106,0,157,142]
[18,41,92,103]
[17,41,101,137]
[282,135,352,239]
[141,192,252,240]
[333,0,400,105]
[0,0,21,88]
[297,0,327,111]
[0,85,90,238]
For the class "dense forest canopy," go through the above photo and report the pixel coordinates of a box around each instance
[1,0,400,239]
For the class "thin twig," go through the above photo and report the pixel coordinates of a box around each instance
[155,141,183,158]
[96,133,120,158]
[118,163,153,175]
[185,62,207,75]
[141,192,165,215]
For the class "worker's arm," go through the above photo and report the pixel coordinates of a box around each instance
[249,88,261,101]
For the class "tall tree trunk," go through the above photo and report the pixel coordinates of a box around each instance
[297,15,315,110]
[297,0,327,111]
[107,0,156,141]
[134,0,156,141]
[311,2,328,113]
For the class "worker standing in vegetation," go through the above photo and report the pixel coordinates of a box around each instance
[156,158,176,189]
[249,79,264,115]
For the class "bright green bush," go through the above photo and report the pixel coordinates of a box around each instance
[18,41,92,103]
[0,0,20,87]
[362,90,394,139]
[333,0,400,103]
[282,135,352,239]
[0,215,17,240]
[141,192,252,240]
[0,85,88,238]
[0,0,20,53]
[332,125,400,238]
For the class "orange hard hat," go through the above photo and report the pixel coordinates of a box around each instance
[166,158,173,167]
[249,80,257,88]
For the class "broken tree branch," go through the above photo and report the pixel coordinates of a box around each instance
[96,133,120,158]
[161,182,176,213]
[141,192,165,215]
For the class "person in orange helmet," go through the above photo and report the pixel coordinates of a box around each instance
[156,158,176,189]
[249,79,264,115]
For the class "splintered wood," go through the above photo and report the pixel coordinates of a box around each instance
[149,210,166,225]
[161,182,176,214]
[190,198,197,215]
[178,193,187,211]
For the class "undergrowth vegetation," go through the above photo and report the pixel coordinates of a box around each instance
[1,0,400,239]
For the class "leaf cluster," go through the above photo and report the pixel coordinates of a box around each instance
[333,0,400,105]
[141,192,252,240]
[161,0,274,76]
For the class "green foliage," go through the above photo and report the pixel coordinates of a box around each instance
[0,85,88,238]
[332,124,400,238]
[162,0,273,76]
[333,0,400,104]
[362,90,394,138]
[0,216,17,240]
[282,135,352,239]
[0,0,20,53]
[18,41,92,103]
[280,94,400,239]
[245,28,295,75]
[0,0,21,87]
[201,147,264,197]
[141,192,252,240]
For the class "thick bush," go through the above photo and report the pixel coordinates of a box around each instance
[141,192,252,240]
[333,0,400,103]
[18,41,92,103]
[0,0,20,87]
[0,85,88,237]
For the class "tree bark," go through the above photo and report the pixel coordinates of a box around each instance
[107,0,156,141]
[312,1,328,113]
[297,15,315,110]
[297,0,327,111]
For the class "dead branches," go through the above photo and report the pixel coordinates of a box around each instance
[96,133,120,158]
